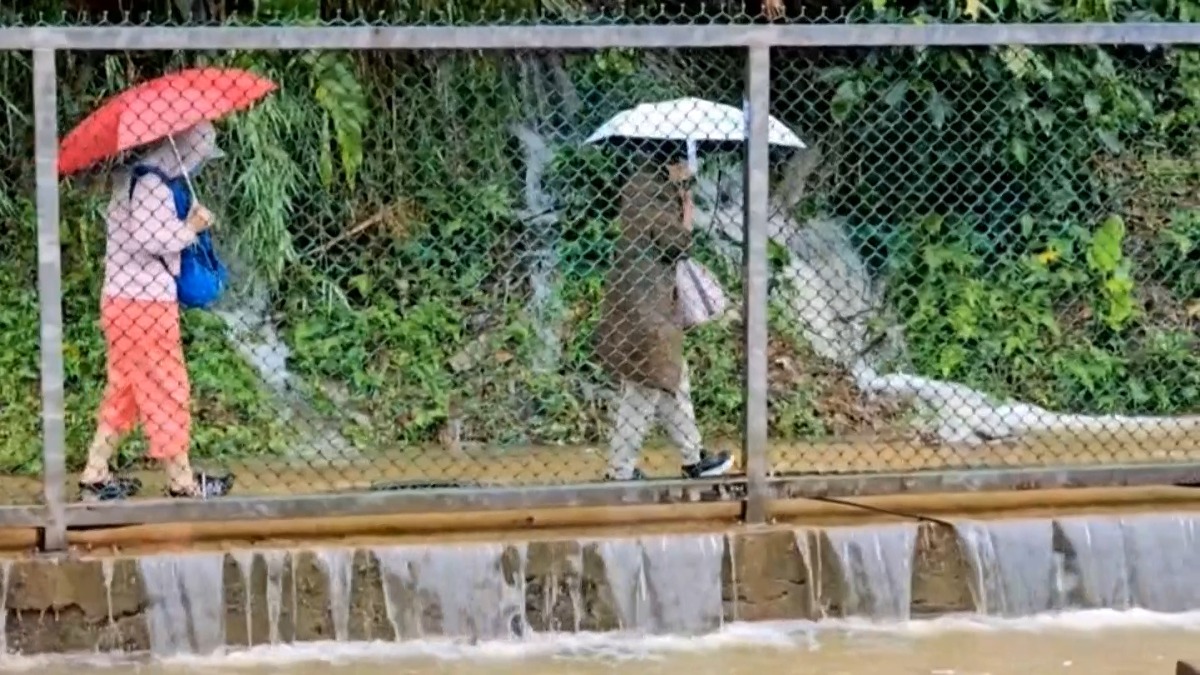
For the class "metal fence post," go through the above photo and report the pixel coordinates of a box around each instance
[741,44,771,524]
[33,47,67,551]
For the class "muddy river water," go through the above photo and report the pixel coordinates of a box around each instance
[7,612,1199,675]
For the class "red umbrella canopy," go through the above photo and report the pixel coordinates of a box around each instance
[58,67,277,176]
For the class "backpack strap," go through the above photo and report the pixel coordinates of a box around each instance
[128,165,193,221]
[128,164,197,278]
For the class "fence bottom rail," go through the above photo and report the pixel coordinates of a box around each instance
[0,462,1190,538]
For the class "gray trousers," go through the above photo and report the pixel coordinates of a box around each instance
[607,363,703,479]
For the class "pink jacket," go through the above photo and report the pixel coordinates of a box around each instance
[102,123,220,302]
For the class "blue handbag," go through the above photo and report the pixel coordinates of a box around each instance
[128,165,228,309]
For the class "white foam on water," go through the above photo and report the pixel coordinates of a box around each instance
[3,608,1200,672]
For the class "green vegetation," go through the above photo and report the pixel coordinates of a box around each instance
[0,0,1197,474]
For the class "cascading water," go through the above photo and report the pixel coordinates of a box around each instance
[0,561,10,655]
[1056,516,1134,609]
[593,534,726,635]
[956,520,1061,616]
[231,551,256,644]
[822,523,918,621]
[511,123,563,377]
[137,553,227,656]
[1119,513,1200,612]
[262,550,289,645]
[215,275,363,461]
[794,530,826,617]
[315,549,355,642]
[109,516,1200,659]
[1058,513,1200,612]
[373,543,527,641]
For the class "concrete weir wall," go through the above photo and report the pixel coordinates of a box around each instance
[3,512,1200,655]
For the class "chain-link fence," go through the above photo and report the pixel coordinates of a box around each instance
[0,10,1198,545]
[765,44,1200,477]
[0,49,41,508]
[48,48,757,500]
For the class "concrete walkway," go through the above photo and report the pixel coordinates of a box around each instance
[0,427,1196,505]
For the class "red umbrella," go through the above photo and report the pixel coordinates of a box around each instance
[58,67,277,176]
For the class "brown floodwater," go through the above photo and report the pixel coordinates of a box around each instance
[7,612,1200,675]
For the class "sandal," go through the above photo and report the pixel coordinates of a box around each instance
[79,475,143,502]
[167,471,235,499]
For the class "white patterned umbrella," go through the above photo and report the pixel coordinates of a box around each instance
[584,96,805,170]
[586,97,804,317]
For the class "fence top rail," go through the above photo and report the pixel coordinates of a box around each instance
[1,22,1199,51]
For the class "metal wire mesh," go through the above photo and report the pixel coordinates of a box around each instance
[3,0,1195,26]
[0,2,928,27]
[0,17,1198,509]
[32,47,754,501]
[765,45,1200,476]
[0,50,42,505]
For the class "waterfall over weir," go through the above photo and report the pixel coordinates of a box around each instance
[114,515,1200,656]
[374,544,528,640]
[801,521,921,619]
[954,514,1200,616]
[956,519,1060,617]
[593,534,726,634]
[137,553,227,656]
[1057,513,1200,612]
[130,537,730,655]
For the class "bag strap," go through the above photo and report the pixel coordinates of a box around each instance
[128,165,193,220]
[128,165,196,277]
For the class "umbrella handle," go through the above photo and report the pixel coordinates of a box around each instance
[167,136,201,214]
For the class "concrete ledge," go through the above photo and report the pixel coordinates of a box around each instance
[42,484,1200,553]
[8,524,966,654]
[1,490,1199,656]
